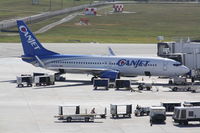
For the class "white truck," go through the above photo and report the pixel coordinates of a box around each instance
[168,83,200,92]
[137,82,152,91]
[173,106,200,125]
[190,86,200,93]
[169,77,187,85]
[149,106,166,125]
[134,105,150,116]
[169,85,191,92]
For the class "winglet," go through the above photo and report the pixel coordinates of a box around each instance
[108,47,115,56]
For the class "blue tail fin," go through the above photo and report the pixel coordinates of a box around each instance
[17,20,58,56]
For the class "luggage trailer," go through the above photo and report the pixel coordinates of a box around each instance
[55,105,95,122]
[16,75,33,88]
[110,104,132,119]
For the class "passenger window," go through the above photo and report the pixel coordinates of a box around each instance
[181,110,186,119]
[188,111,194,117]
[176,109,180,118]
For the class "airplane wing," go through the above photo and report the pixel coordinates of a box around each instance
[46,66,110,75]
[35,56,116,76]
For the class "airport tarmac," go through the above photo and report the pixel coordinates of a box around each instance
[0,43,200,133]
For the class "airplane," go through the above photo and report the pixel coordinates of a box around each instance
[16,20,190,81]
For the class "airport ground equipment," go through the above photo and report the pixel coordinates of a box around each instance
[55,105,95,122]
[34,74,55,86]
[17,75,33,88]
[93,78,109,90]
[183,101,200,107]
[191,87,200,93]
[169,77,187,85]
[115,79,131,90]
[168,85,192,92]
[134,105,150,116]
[160,102,181,112]
[110,104,132,119]
[149,106,166,125]
[173,106,200,125]
[189,85,200,93]
[138,82,152,91]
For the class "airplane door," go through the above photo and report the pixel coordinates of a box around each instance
[163,62,168,71]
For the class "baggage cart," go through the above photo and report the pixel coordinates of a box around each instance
[115,79,131,90]
[35,74,55,86]
[93,78,109,90]
[55,105,95,122]
[17,75,33,88]
[110,104,132,119]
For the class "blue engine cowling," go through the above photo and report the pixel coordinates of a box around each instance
[99,70,119,81]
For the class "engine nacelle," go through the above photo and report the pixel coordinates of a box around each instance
[100,70,119,81]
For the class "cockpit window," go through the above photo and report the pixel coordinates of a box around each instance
[173,63,181,66]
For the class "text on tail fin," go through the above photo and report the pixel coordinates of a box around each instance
[17,20,58,56]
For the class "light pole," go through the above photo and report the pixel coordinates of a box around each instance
[49,0,52,10]
[61,0,63,9]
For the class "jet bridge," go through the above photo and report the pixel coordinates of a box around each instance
[157,38,200,81]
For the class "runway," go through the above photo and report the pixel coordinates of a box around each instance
[0,43,199,133]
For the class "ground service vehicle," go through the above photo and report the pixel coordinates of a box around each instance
[17,75,33,88]
[169,85,191,92]
[173,106,200,125]
[149,106,166,125]
[134,105,150,116]
[138,83,152,91]
[169,77,187,85]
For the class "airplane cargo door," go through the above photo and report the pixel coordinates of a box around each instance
[163,62,168,71]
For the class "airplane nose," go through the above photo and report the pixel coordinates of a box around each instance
[182,66,190,74]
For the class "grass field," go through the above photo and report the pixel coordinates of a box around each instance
[1,3,200,43]
[0,0,92,21]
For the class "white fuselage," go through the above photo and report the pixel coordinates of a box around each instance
[32,55,190,77]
